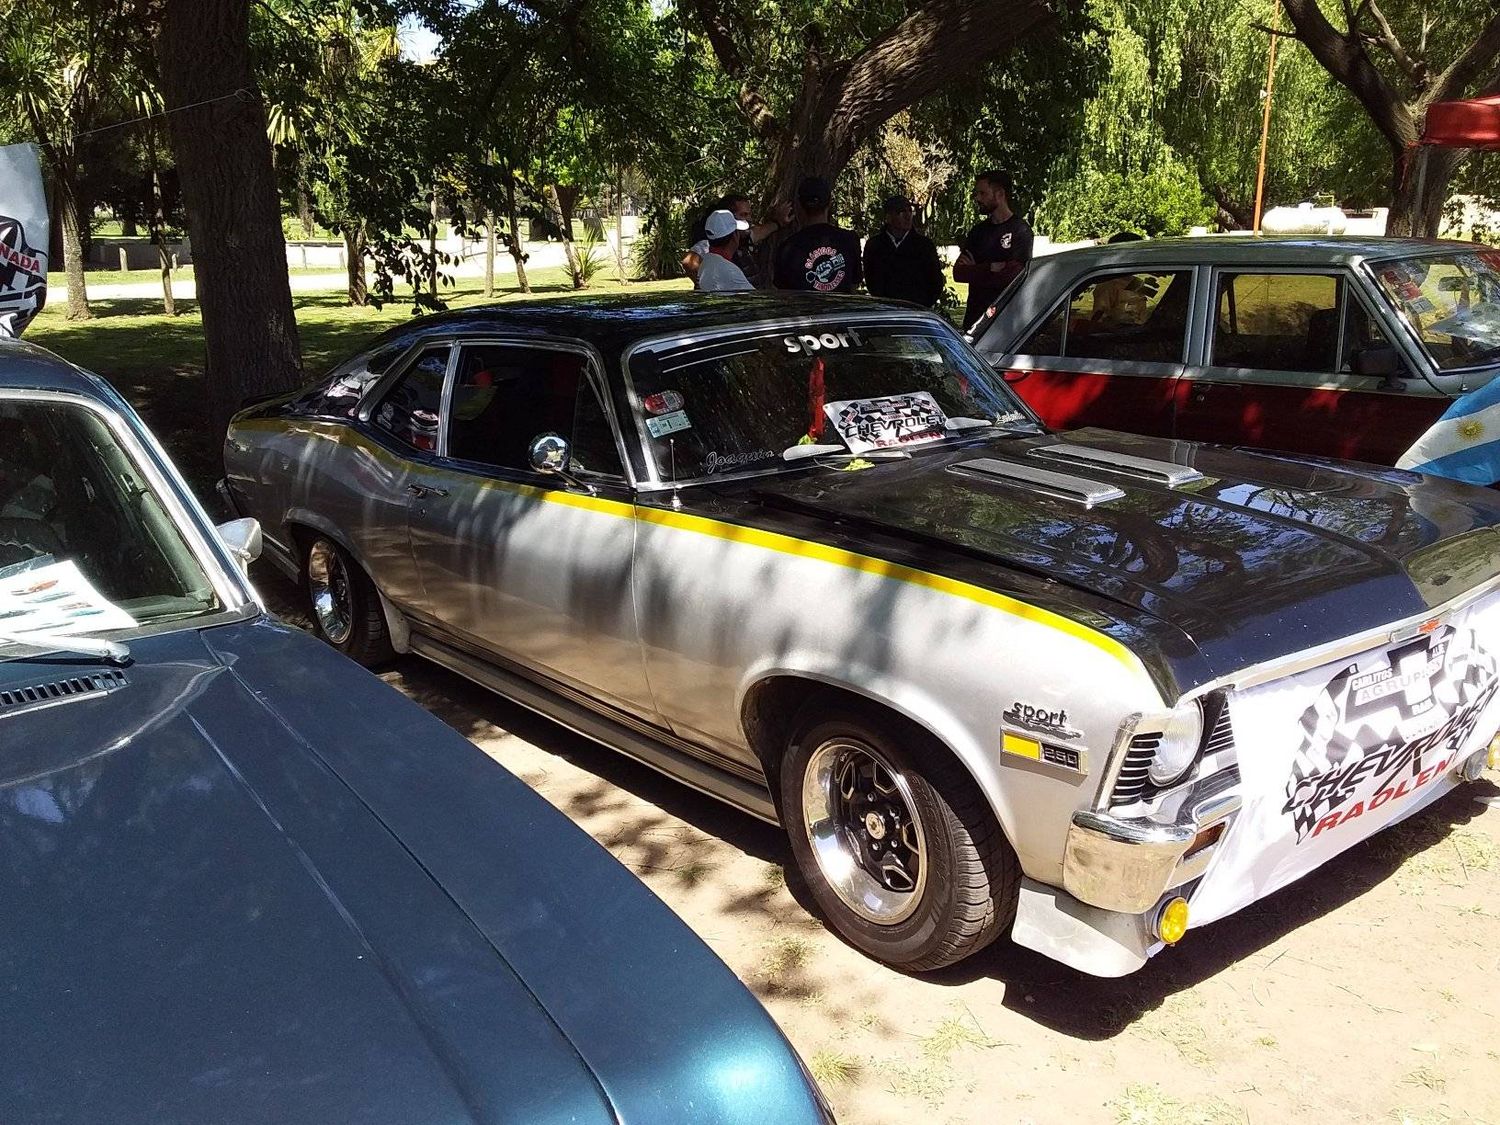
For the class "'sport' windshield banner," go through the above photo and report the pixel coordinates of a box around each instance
[0,143,48,339]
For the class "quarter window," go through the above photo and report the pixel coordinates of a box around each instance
[447,344,624,478]
[372,345,450,452]
[1019,270,1192,363]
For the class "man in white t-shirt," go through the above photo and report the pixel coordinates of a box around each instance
[695,210,754,292]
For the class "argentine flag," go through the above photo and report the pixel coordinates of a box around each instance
[1397,376,1500,486]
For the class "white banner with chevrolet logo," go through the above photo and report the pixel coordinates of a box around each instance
[0,142,49,339]
[1192,596,1500,924]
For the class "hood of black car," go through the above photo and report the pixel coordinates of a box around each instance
[740,427,1500,687]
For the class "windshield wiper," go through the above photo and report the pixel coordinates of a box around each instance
[0,629,132,665]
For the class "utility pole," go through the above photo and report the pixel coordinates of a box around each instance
[1252,0,1282,233]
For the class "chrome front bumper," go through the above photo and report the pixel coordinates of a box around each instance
[1063,782,1240,915]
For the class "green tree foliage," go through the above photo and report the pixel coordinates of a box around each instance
[0,0,150,318]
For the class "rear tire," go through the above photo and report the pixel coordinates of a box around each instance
[303,536,392,667]
[779,701,1019,971]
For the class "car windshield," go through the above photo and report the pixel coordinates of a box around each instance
[0,397,221,657]
[1372,249,1500,371]
[628,318,1036,481]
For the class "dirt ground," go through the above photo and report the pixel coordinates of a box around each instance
[258,569,1500,1125]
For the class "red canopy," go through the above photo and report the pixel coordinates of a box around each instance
[1421,94,1500,149]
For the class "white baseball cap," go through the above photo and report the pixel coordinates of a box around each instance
[704,209,750,239]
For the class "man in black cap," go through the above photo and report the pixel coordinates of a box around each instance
[863,195,944,307]
[953,169,1033,328]
[773,176,863,293]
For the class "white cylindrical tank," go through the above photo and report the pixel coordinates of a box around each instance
[1261,201,1348,235]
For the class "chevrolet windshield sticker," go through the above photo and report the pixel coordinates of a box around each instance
[824,392,947,454]
[1003,701,1083,740]
[646,409,692,438]
[784,328,863,355]
[1191,604,1500,927]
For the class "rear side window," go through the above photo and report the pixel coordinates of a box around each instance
[318,342,411,417]
[1019,270,1191,364]
[372,345,450,452]
[1212,273,1340,372]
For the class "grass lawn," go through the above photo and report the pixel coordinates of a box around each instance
[48,264,354,289]
[26,268,689,500]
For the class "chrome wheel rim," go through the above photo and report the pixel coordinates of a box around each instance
[307,541,353,646]
[801,738,927,925]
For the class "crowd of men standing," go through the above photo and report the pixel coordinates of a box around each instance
[682,170,1033,329]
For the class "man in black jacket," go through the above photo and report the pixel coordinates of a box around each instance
[773,176,863,293]
[863,195,944,307]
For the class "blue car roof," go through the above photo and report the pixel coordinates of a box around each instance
[0,337,116,401]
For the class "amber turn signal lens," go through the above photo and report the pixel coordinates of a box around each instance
[1488,732,1500,771]
[1155,897,1190,945]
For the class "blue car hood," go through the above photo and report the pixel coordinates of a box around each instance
[0,622,821,1125]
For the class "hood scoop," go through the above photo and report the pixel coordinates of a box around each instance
[1029,443,1205,487]
[947,457,1125,508]
[0,667,129,718]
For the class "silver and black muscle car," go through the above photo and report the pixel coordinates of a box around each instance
[223,292,1500,977]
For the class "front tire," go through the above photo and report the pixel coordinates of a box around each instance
[780,702,1019,971]
[303,536,392,667]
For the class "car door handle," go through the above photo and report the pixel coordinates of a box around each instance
[406,483,449,499]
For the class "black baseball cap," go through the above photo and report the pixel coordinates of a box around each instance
[797,176,831,207]
[883,194,914,212]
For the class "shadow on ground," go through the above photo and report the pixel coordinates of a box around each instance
[254,565,1499,1038]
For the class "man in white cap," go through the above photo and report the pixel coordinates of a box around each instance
[695,209,754,292]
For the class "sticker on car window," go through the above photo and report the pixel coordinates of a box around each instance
[646,409,692,438]
[783,328,864,356]
[824,392,948,454]
[642,390,684,415]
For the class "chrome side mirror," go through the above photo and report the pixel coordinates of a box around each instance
[216,517,263,573]
[529,432,571,474]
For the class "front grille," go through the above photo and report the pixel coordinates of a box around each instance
[0,668,129,713]
[1110,731,1159,807]
[1202,695,1235,758]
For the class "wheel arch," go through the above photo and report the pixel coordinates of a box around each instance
[738,668,1018,854]
[282,509,410,653]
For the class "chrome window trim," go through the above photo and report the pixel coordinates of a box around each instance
[0,388,257,622]
[1175,568,1500,702]
[617,310,1026,492]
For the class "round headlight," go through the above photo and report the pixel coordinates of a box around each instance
[1147,702,1204,787]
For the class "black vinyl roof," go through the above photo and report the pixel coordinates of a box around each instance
[356,291,927,357]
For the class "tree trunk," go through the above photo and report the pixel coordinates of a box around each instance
[610,167,629,284]
[343,221,368,306]
[695,0,1052,210]
[544,183,582,288]
[158,0,302,433]
[55,169,91,321]
[1385,145,1466,237]
[484,209,496,298]
[298,182,316,239]
[119,201,139,237]
[147,132,175,317]
[505,172,530,294]
[427,187,439,300]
